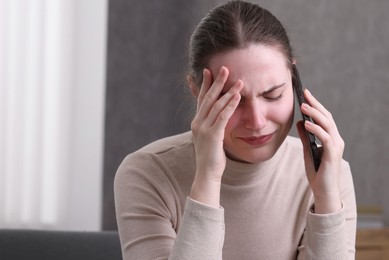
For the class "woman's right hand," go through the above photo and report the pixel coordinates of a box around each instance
[190,66,243,208]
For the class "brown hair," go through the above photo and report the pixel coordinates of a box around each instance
[189,0,294,87]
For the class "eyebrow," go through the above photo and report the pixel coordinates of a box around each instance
[221,82,286,96]
[261,82,286,95]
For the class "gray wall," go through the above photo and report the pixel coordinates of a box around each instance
[260,0,389,225]
[103,0,220,229]
[103,0,389,229]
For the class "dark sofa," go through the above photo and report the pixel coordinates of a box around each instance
[0,229,122,260]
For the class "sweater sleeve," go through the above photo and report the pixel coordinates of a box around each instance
[169,198,225,260]
[114,153,225,260]
[297,161,357,260]
[114,153,177,260]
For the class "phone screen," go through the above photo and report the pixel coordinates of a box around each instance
[292,65,321,171]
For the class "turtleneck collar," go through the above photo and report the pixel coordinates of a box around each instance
[221,137,289,186]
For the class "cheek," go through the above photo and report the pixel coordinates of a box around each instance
[224,110,241,134]
[272,99,294,122]
[269,89,295,123]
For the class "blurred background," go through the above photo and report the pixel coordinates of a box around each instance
[0,0,388,232]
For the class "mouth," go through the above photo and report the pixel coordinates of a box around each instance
[238,133,274,146]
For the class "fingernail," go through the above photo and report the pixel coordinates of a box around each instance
[305,89,311,96]
[305,120,314,126]
[302,103,309,110]
[237,79,243,87]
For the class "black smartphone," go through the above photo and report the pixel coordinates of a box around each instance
[292,64,321,171]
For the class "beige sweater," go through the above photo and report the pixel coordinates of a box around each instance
[114,131,356,260]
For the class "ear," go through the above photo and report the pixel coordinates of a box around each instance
[187,75,199,98]
[292,58,297,65]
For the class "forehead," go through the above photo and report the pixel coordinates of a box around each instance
[208,44,288,73]
[208,44,290,87]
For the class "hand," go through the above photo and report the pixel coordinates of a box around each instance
[296,89,343,214]
[190,66,243,207]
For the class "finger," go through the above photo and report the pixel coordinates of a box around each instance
[303,89,331,118]
[197,66,229,119]
[301,89,340,136]
[303,120,331,147]
[197,68,213,112]
[213,92,241,131]
[301,103,334,133]
[304,120,344,160]
[300,101,343,144]
[206,80,243,126]
[296,120,316,175]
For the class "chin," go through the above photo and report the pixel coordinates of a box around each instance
[225,147,277,164]
[224,130,290,164]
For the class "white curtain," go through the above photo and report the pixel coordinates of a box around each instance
[0,0,107,230]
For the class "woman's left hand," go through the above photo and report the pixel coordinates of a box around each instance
[296,89,344,214]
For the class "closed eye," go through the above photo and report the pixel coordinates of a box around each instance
[262,83,286,102]
[264,93,283,102]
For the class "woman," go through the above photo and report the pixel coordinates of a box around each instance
[114,1,356,259]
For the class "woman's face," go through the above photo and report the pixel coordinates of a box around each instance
[208,44,294,163]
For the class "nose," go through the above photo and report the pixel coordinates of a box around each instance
[243,101,267,130]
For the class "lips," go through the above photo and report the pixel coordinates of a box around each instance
[238,133,274,146]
